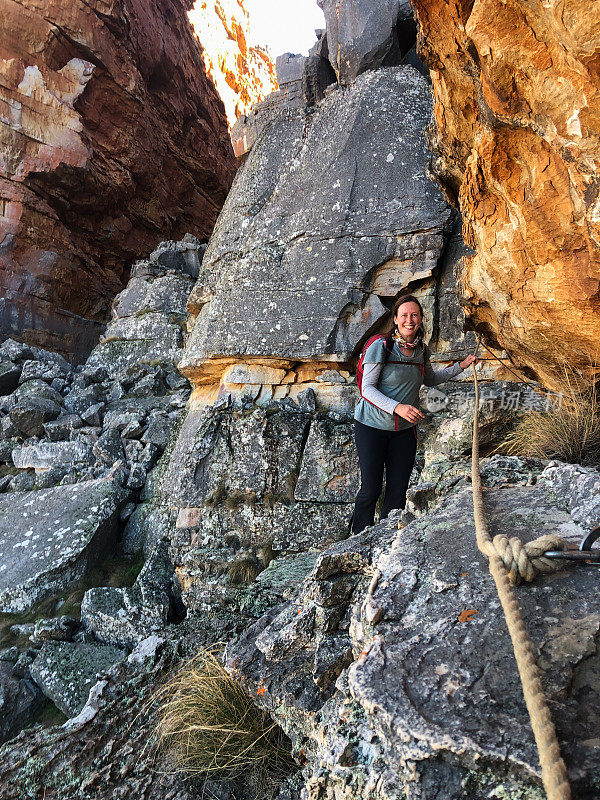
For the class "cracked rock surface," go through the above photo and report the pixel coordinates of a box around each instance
[226,476,600,799]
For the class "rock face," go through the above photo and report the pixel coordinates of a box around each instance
[0,637,209,800]
[181,66,452,382]
[411,0,600,390]
[188,0,279,127]
[0,0,236,360]
[226,469,600,799]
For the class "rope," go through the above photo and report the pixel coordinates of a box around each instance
[491,533,569,584]
[470,338,572,800]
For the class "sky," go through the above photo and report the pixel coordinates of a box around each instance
[244,0,326,57]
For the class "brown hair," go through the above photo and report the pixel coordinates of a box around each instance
[386,294,426,338]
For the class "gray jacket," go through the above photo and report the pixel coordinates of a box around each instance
[355,338,463,431]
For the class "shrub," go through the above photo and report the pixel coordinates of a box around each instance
[152,649,293,784]
[501,367,600,466]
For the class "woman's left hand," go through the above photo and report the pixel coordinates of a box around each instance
[459,354,479,370]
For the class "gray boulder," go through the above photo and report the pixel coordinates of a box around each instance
[0,662,43,744]
[80,583,170,649]
[93,427,126,465]
[540,460,600,533]
[29,641,124,717]
[29,616,78,646]
[11,441,93,471]
[81,543,172,648]
[43,413,83,441]
[9,397,62,437]
[112,273,194,320]
[0,474,126,612]
[0,339,33,363]
[226,479,600,798]
[8,378,63,407]
[318,0,415,84]
[63,384,104,416]
[19,359,69,385]
[180,66,450,375]
[141,410,173,450]
[8,472,36,492]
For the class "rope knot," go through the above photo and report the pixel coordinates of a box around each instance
[491,534,570,584]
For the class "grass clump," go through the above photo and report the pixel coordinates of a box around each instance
[501,368,600,467]
[229,557,262,586]
[152,649,293,784]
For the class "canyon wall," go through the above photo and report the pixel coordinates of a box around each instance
[0,0,236,360]
[188,0,279,127]
[412,0,600,390]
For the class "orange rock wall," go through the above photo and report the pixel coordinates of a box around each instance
[412,0,600,390]
[189,0,278,127]
[0,0,236,359]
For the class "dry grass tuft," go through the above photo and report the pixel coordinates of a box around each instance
[501,366,600,466]
[152,649,293,783]
[229,556,262,585]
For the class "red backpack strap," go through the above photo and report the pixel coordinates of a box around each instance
[356,334,393,391]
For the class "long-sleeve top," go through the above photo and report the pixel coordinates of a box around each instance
[354,338,463,431]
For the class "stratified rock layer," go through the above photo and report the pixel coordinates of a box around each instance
[0,0,236,359]
[412,0,600,390]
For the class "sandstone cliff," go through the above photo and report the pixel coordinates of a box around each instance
[189,0,279,127]
[0,0,236,360]
[411,0,600,391]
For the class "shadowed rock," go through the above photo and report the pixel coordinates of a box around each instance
[318,0,416,84]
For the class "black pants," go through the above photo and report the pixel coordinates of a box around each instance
[352,420,417,534]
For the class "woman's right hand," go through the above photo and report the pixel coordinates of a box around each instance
[394,403,424,423]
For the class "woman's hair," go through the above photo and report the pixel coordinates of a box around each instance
[385,294,426,338]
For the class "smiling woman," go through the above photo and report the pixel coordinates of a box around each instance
[352,294,479,534]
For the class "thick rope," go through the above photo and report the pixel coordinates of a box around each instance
[471,347,571,800]
[492,533,569,584]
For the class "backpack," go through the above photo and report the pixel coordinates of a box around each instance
[355,334,426,393]
[355,335,393,392]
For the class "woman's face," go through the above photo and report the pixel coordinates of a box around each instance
[394,301,422,342]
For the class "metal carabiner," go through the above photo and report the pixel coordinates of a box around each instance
[544,526,600,564]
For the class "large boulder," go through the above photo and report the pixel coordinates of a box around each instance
[226,478,600,798]
[29,641,124,717]
[318,0,416,83]
[0,474,126,613]
[180,66,451,378]
[81,543,172,648]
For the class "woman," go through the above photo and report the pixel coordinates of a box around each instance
[352,294,478,534]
